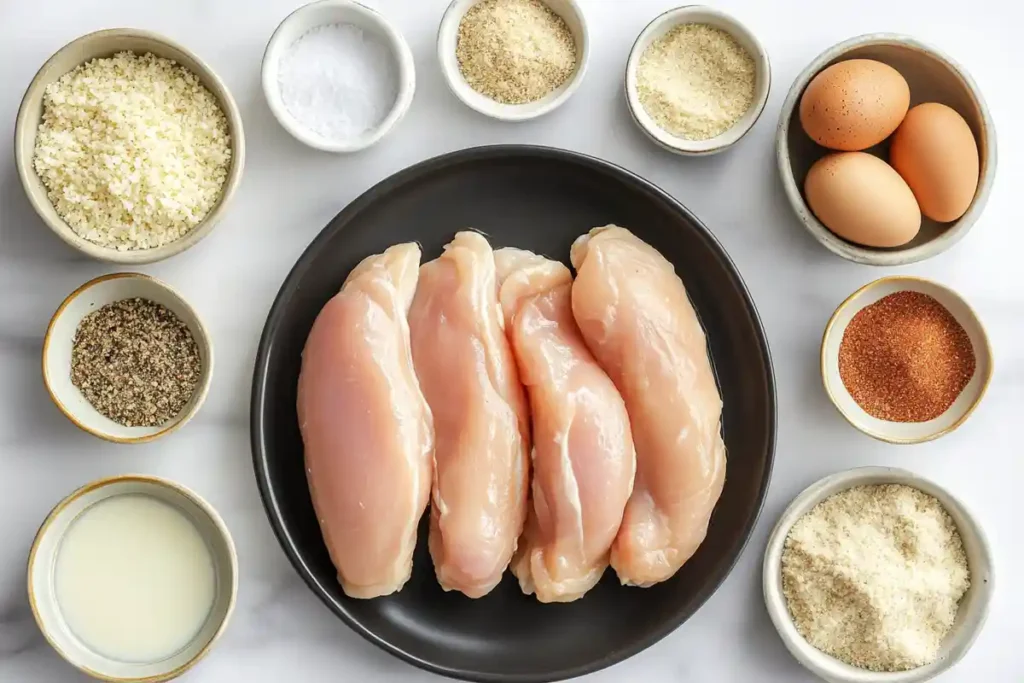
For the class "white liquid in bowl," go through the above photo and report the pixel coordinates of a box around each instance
[54,494,216,663]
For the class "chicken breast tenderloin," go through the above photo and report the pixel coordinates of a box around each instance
[408,232,531,598]
[495,248,636,603]
[296,243,434,599]
[570,226,727,587]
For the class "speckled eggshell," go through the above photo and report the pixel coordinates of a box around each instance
[889,103,981,223]
[799,59,910,151]
[804,152,922,248]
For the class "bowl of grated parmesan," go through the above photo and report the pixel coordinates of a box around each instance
[763,467,994,683]
[15,28,245,264]
[625,5,771,156]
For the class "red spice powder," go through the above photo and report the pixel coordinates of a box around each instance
[838,291,975,423]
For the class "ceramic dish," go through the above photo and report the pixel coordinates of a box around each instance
[821,276,992,444]
[777,33,996,266]
[624,5,771,156]
[15,28,245,265]
[437,0,590,122]
[262,0,415,153]
[28,474,237,682]
[251,145,776,682]
[763,466,993,683]
[42,272,214,444]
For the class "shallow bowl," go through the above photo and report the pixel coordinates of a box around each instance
[777,33,996,265]
[28,474,237,682]
[262,0,415,153]
[42,272,214,444]
[624,5,771,156]
[15,28,245,264]
[437,0,590,122]
[820,275,992,444]
[763,466,993,683]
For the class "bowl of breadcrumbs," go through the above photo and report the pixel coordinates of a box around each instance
[16,28,245,264]
[763,467,993,683]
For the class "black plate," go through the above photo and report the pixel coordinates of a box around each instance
[251,146,776,683]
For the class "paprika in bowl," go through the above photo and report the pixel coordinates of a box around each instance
[820,276,992,444]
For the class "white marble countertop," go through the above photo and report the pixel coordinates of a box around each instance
[1,0,1020,681]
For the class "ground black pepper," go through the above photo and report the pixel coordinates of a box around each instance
[70,297,201,427]
[838,291,975,423]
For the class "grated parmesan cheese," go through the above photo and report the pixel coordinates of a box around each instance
[33,51,232,251]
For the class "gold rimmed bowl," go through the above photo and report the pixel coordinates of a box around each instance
[42,272,214,444]
[28,474,237,682]
[820,276,992,444]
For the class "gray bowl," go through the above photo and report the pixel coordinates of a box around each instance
[777,34,996,266]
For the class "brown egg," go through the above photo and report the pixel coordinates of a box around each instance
[889,103,980,222]
[804,152,921,248]
[799,59,910,151]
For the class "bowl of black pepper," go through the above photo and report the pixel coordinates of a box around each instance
[43,272,213,443]
[820,275,992,444]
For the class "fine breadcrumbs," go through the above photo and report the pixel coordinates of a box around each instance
[781,484,970,672]
[456,0,576,105]
[33,51,232,251]
[637,23,755,140]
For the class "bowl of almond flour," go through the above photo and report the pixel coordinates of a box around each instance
[762,466,993,683]
[15,28,245,264]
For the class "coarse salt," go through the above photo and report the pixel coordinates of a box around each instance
[278,23,398,142]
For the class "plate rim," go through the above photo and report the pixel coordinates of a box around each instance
[249,143,778,683]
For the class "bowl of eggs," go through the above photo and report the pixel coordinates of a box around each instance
[777,33,996,266]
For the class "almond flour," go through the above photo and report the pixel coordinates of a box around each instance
[781,484,970,672]
[455,0,576,105]
[636,23,755,140]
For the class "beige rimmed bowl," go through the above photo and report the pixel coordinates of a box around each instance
[821,276,992,444]
[15,28,245,264]
[763,466,993,683]
[777,33,996,265]
[28,474,237,682]
[625,5,771,156]
[437,0,590,122]
[42,272,214,444]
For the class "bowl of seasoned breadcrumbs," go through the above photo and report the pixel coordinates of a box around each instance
[15,28,245,264]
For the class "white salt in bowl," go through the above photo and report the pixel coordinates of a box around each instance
[820,276,993,445]
[625,5,771,156]
[42,272,214,444]
[262,0,415,153]
[763,466,994,683]
[437,0,590,122]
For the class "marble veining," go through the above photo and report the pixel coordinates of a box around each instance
[1,0,1021,681]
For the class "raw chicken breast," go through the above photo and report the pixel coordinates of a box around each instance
[408,231,530,598]
[495,248,636,603]
[296,243,434,599]
[570,226,726,587]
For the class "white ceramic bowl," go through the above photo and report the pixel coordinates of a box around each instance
[777,33,997,266]
[821,276,992,444]
[42,272,214,444]
[437,0,590,122]
[28,474,237,682]
[763,466,993,683]
[15,28,246,265]
[262,0,416,152]
[625,5,771,156]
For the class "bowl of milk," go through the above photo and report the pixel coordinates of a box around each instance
[28,475,237,681]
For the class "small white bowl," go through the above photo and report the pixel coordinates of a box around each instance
[777,34,997,266]
[821,276,992,444]
[763,466,993,683]
[28,474,237,682]
[262,0,416,153]
[625,5,771,156]
[42,272,214,444]
[437,0,590,122]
